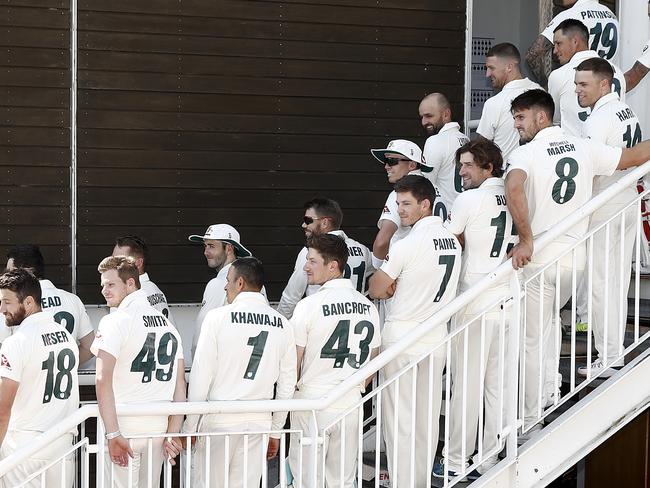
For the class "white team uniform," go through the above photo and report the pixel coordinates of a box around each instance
[548,49,625,137]
[277,230,374,319]
[192,263,230,357]
[0,312,79,487]
[91,289,184,488]
[477,78,542,161]
[184,292,296,488]
[422,122,470,207]
[443,178,515,472]
[541,0,620,63]
[139,272,175,324]
[506,125,621,426]
[576,93,641,364]
[289,279,380,487]
[380,215,461,487]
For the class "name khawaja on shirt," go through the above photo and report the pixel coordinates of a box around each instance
[231,312,284,328]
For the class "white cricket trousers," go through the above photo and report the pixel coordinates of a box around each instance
[289,387,361,488]
[103,436,165,488]
[522,236,585,428]
[445,300,507,472]
[576,192,637,363]
[0,431,74,488]
[192,415,271,488]
[381,320,446,488]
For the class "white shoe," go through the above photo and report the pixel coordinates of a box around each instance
[577,358,623,378]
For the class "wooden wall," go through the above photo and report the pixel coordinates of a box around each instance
[1,0,467,303]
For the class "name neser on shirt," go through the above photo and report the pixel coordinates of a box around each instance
[41,330,70,346]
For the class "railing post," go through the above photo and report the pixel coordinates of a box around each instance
[308,411,319,488]
[96,418,105,488]
[506,272,522,460]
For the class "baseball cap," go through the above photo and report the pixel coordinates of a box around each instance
[188,224,252,258]
[370,139,426,167]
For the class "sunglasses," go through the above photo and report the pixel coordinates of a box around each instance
[302,216,326,225]
[385,158,411,167]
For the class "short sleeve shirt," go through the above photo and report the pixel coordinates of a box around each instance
[91,289,184,434]
[139,272,175,324]
[477,78,541,161]
[541,0,619,63]
[0,312,79,433]
[548,50,625,137]
[505,126,621,238]
[39,279,94,342]
[291,279,380,391]
[193,263,230,354]
[422,122,470,207]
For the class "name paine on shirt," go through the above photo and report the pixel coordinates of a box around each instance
[432,238,458,250]
[231,312,284,328]
[322,301,372,317]
[546,141,576,156]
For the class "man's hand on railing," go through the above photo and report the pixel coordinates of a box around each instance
[508,239,533,269]
[163,437,183,466]
[108,436,134,467]
[267,437,280,460]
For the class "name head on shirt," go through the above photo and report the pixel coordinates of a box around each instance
[143,315,168,328]
[231,312,284,328]
[546,141,576,156]
[322,301,372,317]
[41,330,70,346]
[432,238,458,250]
[40,295,62,309]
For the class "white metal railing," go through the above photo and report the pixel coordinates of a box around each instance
[2,162,650,487]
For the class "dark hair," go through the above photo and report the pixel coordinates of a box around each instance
[6,244,45,279]
[511,89,555,120]
[486,42,521,63]
[115,235,150,268]
[306,234,348,273]
[230,257,265,291]
[575,57,614,85]
[554,19,589,44]
[455,140,504,178]
[0,268,42,304]
[97,255,141,288]
[304,198,343,229]
[393,175,436,210]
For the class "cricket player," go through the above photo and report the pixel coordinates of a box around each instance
[277,198,373,319]
[369,175,461,487]
[6,244,95,365]
[184,257,296,488]
[289,234,380,487]
[92,256,186,488]
[548,19,625,138]
[370,139,447,268]
[505,89,650,429]
[526,0,619,87]
[419,93,470,208]
[0,268,79,487]
[435,140,515,479]
[188,223,252,357]
[477,43,541,161]
[112,235,174,323]
[574,57,642,377]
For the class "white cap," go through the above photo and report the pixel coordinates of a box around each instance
[188,224,252,257]
[370,139,428,167]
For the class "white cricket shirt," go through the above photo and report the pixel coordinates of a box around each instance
[140,272,175,325]
[193,263,230,355]
[541,0,619,63]
[39,279,94,343]
[581,92,642,195]
[277,230,374,319]
[446,178,516,291]
[506,125,621,239]
[381,215,461,327]
[0,311,79,433]
[291,279,380,393]
[91,289,184,434]
[477,78,541,160]
[184,292,296,433]
[548,49,625,137]
[422,122,470,207]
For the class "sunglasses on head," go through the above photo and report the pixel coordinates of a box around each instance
[385,158,411,167]
[303,216,325,225]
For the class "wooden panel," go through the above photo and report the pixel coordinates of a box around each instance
[76,0,466,303]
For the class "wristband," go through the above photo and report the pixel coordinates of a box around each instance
[638,40,650,69]
[371,254,384,270]
[105,430,121,440]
